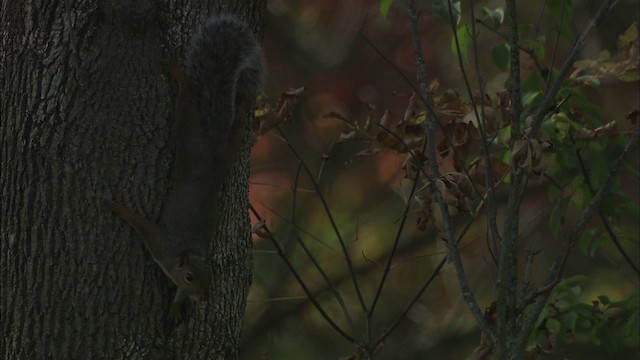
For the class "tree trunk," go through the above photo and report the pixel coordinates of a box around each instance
[1,1,264,359]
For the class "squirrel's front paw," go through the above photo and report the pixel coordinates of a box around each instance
[168,302,186,325]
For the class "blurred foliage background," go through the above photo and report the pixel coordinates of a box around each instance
[242,0,639,358]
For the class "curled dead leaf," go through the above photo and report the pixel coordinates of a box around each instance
[253,87,305,142]
[512,139,544,176]
[572,121,618,141]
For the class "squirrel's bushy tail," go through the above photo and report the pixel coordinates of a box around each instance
[161,16,264,240]
[185,16,264,134]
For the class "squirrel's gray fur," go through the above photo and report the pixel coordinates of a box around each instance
[112,16,264,324]
[160,16,265,244]
[186,16,264,120]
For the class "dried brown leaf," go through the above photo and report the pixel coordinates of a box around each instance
[512,139,544,176]
[364,103,376,132]
[403,92,424,125]
[324,111,354,127]
[572,121,618,141]
[276,87,304,118]
[347,148,381,163]
[336,131,359,144]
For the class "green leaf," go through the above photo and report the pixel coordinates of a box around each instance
[433,0,461,26]
[598,295,611,306]
[607,299,628,310]
[534,35,546,59]
[548,0,574,38]
[535,305,549,329]
[502,147,512,165]
[546,318,562,333]
[451,26,471,62]
[618,202,640,221]
[599,193,616,218]
[626,292,640,308]
[596,325,618,352]
[560,275,588,287]
[380,0,394,18]
[624,309,639,337]
[491,44,510,70]
[572,303,595,318]
[522,90,542,106]
[570,285,582,296]
[522,70,544,92]
[542,119,560,144]
[522,36,546,61]
[481,7,504,27]
[579,228,597,255]
[548,184,560,201]
[625,163,640,178]
[570,175,585,205]
[589,232,607,257]
[561,311,579,330]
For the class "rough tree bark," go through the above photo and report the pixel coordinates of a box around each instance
[1,1,265,359]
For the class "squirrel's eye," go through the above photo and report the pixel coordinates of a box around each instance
[185,272,194,283]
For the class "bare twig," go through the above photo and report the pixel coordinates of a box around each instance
[375,250,449,346]
[358,15,478,188]
[358,13,422,98]
[407,0,496,341]
[495,1,527,355]
[545,0,567,93]
[533,0,548,35]
[290,162,357,333]
[249,204,355,343]
[461,0,503,252]
[373,205,486,348]
[497,4,620,355]
[368,132,427,317]
[528,0,619,139]
[576,148,640,276]
[276,126,370,315]
[474,19,546,77]
[505,0,524,139]
[518,246,540,310]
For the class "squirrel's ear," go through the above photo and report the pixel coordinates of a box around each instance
[110,202,163,244]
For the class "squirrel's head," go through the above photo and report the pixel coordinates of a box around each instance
[172,252,210,302]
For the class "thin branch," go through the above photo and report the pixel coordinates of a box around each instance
[461,0,503,250]
[249,180,315,193]
[373,200,489,348]
[249,204,355,343]
[529,0,619,139]
[359,15,478,190]
[506,0,524,139]
[515,125,640,354]
[533,0,548,35]
[358,13,422,97]
[261,202,339,254]
[374,249,448,347]
[407,0,496,341]
[545,0,567,93]
[291,162,357,333]
[368,128,428,317]
[500,4,620,351]
[576,148,640,276]
[495,1,526,355]
[275,126,369,315]
[475,19,547,77]
[518,246,540,309]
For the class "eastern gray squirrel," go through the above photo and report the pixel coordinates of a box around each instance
[112,16,264,323]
